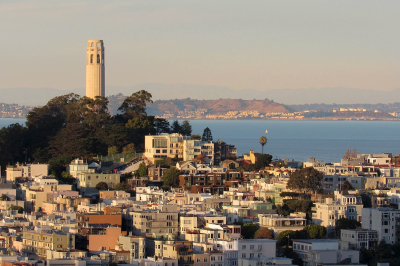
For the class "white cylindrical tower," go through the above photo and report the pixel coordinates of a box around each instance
[86,40,105,98]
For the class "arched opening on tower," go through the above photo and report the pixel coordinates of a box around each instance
[90,54,93,64]
[97,42,100,48]
[91,42,94,47]
[97,54,100,64]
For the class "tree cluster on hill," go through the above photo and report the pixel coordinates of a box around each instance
[287,167,323,193]
[0,90,180,177]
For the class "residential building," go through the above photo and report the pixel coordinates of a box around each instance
[340,229,378,250]
[362,207,400,244]
[22,229,75,259]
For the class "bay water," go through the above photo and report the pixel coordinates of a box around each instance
[1,118,400,163]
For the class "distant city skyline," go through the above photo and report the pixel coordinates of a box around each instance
[0,0,399,94]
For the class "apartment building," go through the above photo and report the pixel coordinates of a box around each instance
[132,205,179,238]
[258,213,307,237]
[312,192,363,228]
[144,134,187,163]
[6,163,48,183]
[362,207,400,244]
[77,173,120,195]
[340,229,378,250]
[22,229,75,258]
[183,139,214,164]
[118,235,146,260]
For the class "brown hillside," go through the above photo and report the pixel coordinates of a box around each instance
[147,98,291,115]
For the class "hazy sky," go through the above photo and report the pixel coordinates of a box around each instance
[1,0,399,92]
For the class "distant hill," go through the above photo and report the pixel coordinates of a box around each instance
[146,98,292,116]
[1,84,400,106]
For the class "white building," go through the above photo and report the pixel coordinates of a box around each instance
[362,207,400,244]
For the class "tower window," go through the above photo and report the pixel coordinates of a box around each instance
[91,42,94,47]
[97,42,100,48]
[90,54,93,64]
[97,54,100,64]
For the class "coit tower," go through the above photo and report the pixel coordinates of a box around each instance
[86,40,105,98]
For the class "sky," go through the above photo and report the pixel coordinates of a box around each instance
[1,0,399,93]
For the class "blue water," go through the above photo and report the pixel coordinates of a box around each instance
[1,118,400,163]
[187,120,400,163]
[0,118,26,128]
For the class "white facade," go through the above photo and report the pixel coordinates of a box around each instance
[86,40,105,98]
[362,207,400,244]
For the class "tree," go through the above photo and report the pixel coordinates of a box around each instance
[181,120,192,136]
[162,167,181,190]
[303,224,326,239]
[118,90,153,120]
[254,227,273,239]
[259,136,267,154]
[255,154,272,170]
[8,206,24,214]
[241,223,260,239]
[108,146,118,155]
[136,162,148,177]
[335,218,361,235]
[153,118,170,135]
[170,120,182,134]
[114,181,131,192]
[287,167,323,193]
[0,194,10,201]
[96,182,108,191]
[60,171,75,185]
[341,180,354,191]
[191,134,201,140]
[122,143,135,154]
[202,127,213,141]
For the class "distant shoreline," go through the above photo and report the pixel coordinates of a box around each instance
[1,116,400,122]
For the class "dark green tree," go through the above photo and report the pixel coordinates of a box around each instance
[255,154,272,170]
[202,127,213,141]
[170,120,182,134]
[0,123,27,170]
[335,218,361,235]
[108,146,118,155]
[241,223,260,239]
[287,167,323,193]
[136,162,148,177]
[114,181,131,191]
[9,206,24,214]
[162,167,181,190]
[153,118,170,135]
[303,224,326,239]
[118,90,153,120]
[0,194,10,201]
[191,134,201,140]
[181,120,192,136]
[96,182,108,191]
[122,143,135,154]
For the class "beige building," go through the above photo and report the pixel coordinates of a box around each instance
[77,172,120,195]
[6,163,48,183]
[22,229,75,258]
[132,205,179,238]
[144,134,186,163]
[144,134,215,164]
[117,235,147,260]
[86,40,105,98]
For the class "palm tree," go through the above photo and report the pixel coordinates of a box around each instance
[259,136,267,154]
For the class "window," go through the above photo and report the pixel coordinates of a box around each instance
[242,245,246,250]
